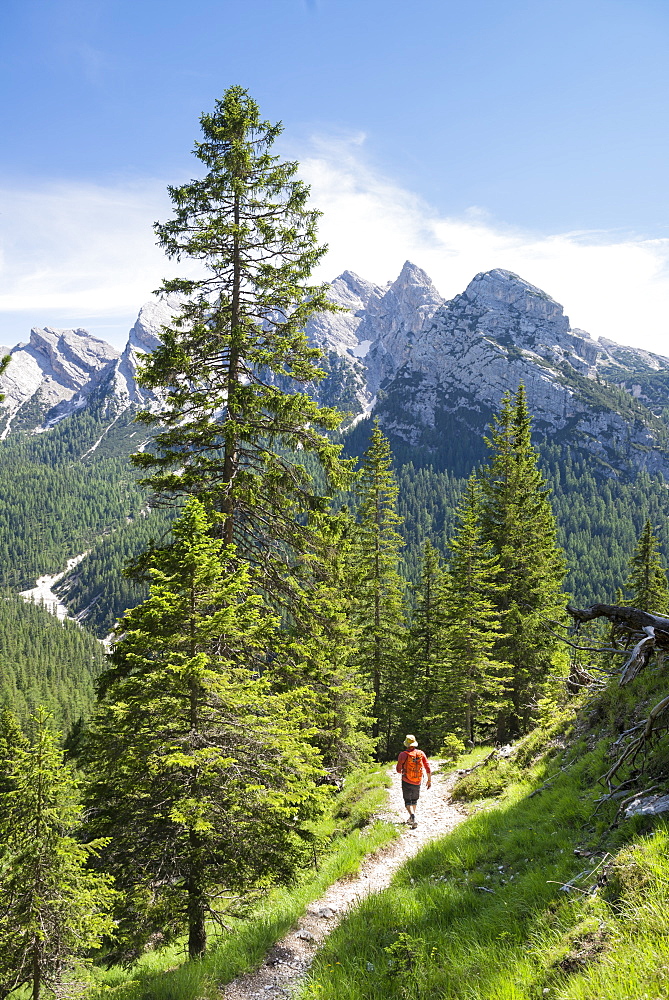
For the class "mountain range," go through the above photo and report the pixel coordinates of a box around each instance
[3,263,669,632]
[306,262,669,478]
[5,262,666,480]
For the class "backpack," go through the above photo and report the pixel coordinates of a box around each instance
[403,749,423,784]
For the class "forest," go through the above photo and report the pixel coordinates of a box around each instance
[2,86,669,1000]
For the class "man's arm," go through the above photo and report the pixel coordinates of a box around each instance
[396,751,407,774]
[423,752,432,787]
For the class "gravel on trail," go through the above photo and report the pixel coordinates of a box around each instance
[221,762,465,1000]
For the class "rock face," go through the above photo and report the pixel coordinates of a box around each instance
[361,261,444,394]
[2,268,669,479]
[0,298,175,433]
[0,328,120,434]
[104,297,174,410]
[304,265,669,477]
[300,270,385,414]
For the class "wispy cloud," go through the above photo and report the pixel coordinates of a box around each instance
[0,180,170,313]
[2,145,669,355]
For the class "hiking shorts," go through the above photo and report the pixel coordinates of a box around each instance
[402,780,421,805]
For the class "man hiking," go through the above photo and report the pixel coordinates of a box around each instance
[396,734,431,828]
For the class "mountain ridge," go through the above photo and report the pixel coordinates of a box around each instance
[2,265,669,481]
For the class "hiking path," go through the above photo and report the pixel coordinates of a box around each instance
[221,762,465,999]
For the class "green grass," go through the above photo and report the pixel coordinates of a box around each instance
[297,691,669,1000]
[86,764,397,1000]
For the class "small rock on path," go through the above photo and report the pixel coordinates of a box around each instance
[221,762,465,1000]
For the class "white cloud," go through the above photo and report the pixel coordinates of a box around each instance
[302,138,669,356]
[3,148,669,356]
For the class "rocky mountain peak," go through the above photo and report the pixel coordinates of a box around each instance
[383,261,444,319]
[359,261,444,393]
[0,327,120,432]
[27,327,119,387]
[333,270,382,309]
[445,268,571,356]
[304,271,384,364]
[127,298,175,353]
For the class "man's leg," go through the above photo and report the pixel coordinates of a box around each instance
[402,781,415,824]
[410,787,420,825]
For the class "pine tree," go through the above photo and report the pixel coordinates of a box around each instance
[439,476,511,744]
[404,541,450,751]
[132,86,351,601]
[82,499,325,961]
[278,511,375,777]
[0,708,115,1000]
[480,386,567,737]
[626,518,669,614]
[352,420,408,757]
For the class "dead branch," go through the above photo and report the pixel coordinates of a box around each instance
[567,604,669,686]
[603,693,669,792]
[566,663,603,694]
[567,604,669,633]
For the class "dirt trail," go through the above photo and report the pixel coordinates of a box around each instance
[221,763,465,1000]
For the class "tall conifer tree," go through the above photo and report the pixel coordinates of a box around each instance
[440,476,511,744]
[0,709,115,1000]
[480,386,566,736]
[83,499,324,961]
[353,420,408,757]
[404,541,450,751]
[277,511,375,776]
[133,86,351,602]
[626,518,669,614]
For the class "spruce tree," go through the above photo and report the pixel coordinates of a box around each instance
[133,86,351,601]
[404,540,450,751]
[0,709,115,1000]
[82,499,325,961]
[352,420,408,757]
[626,518,669,614]
[480,386,567,736]
[279,511,375,776]
[439,476,511,744]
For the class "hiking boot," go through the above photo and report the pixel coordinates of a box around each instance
[410,818,418,828]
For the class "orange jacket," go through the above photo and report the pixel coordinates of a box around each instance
[396,749,430,785]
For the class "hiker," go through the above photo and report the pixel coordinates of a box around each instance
[396,734,431,828]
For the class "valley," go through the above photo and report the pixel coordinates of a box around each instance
[2,265,669,725]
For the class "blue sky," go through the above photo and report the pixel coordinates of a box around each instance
[2,0,669,351]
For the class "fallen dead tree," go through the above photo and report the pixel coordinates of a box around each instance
[567,603,669,796]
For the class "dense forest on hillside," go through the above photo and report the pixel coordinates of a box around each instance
[0,398,146,589]
[1,416,667,633]
[0,593,105,729]
[54,507,174,635]
[352,432,669,604]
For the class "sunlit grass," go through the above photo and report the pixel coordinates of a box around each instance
[298,698,669,1000]
[86,764,397,1000]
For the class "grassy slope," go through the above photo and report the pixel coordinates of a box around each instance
[87,765,398,1000]
[298,677,669,1000]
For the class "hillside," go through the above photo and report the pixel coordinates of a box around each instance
[75,630,669,1000]
[0,592,106,730]
[298,658,669,1000]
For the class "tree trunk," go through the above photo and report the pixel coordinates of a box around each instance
[32,937,40,1000]
[222,186,242,546]
[187,832,207,959]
